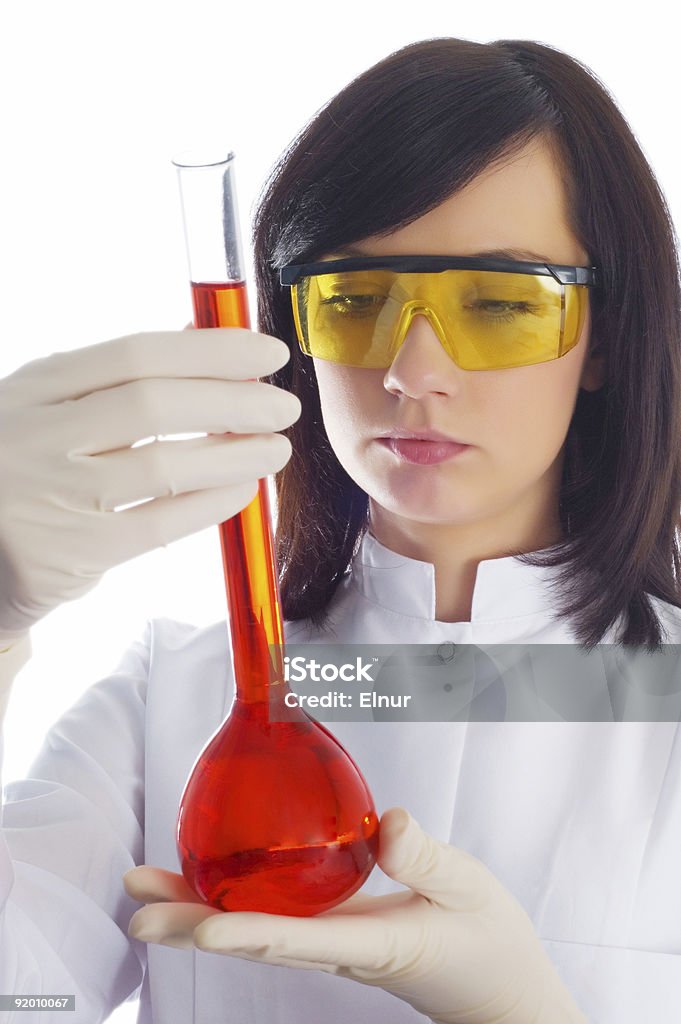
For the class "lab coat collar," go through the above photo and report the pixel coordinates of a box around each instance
[351,529,562,624]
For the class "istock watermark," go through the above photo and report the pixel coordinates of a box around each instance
[283,655,378,684]
[268,643,681,723]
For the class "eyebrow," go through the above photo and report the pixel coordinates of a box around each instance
[328,245,554,262]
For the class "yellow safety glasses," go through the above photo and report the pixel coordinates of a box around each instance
[280,255,597,371]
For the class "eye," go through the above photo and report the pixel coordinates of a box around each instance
[464,300,542,324]
[320,293,386,318]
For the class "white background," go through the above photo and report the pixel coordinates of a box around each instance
[1,2,678,1021]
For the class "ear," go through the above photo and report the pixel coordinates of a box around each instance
[579,336,607,393]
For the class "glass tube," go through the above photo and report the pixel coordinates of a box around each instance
[172,151,284,703]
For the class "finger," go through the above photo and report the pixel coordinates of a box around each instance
[378,807,492,911]
[323,889,410,917]
[128,902,221,948]
[112,478,262,559]
[193,909,394,972]
[216,948,342,974]
[81,432,292,511]
[4,329,291,407]
[62,378,301,454]
[122,866,203,904]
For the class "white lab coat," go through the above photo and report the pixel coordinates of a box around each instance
[1,530,681,1023]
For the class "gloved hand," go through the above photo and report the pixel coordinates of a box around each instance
[0,330,300,645]
[124,808,586,1024]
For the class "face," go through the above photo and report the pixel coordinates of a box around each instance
[311,138,606,546]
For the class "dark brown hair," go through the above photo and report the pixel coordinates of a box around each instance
[252,37,681,648]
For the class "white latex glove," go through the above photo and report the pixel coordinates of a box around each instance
[124,808,586,1024]
[0,330,300,645]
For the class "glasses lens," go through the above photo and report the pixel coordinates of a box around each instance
[292,268,587,370]
[440,270,562,370]
[293,269,400,366]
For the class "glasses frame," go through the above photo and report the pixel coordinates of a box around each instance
[279,254,598,288]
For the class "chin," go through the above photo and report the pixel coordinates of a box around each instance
[368,489,482,527]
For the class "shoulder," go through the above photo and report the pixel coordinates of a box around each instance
[648,595,681,642]
[142,615,333,659]
[139,616,232,697]
[282,572,356,644]
[606,595,681,645]
[142,615,229,658]
[143,615,328,648]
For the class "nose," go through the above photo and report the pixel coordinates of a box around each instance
[382,313,464,398]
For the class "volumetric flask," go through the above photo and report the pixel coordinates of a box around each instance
[172,150,378,916]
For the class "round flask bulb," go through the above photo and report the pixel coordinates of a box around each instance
[177,698,379,915]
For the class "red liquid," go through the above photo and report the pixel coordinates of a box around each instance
[176,281,378,915]
[178,700,379,915]
[191,841,372,916]
[191,280,250,331]
[190,282,285,702]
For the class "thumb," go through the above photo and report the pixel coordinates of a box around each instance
[378,807,494,912]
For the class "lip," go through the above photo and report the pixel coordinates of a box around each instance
[378,428,468,444]
[377,436,471,465]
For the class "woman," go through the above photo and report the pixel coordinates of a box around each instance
[1,37,680,1024]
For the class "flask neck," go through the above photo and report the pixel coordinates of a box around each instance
[218,477,285,703]
[174,156,286,711]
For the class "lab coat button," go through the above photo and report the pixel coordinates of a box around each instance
[436,641,456,663]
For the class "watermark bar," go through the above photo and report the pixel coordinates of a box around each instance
[0,996,75,1010]
[267,643,681,722]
